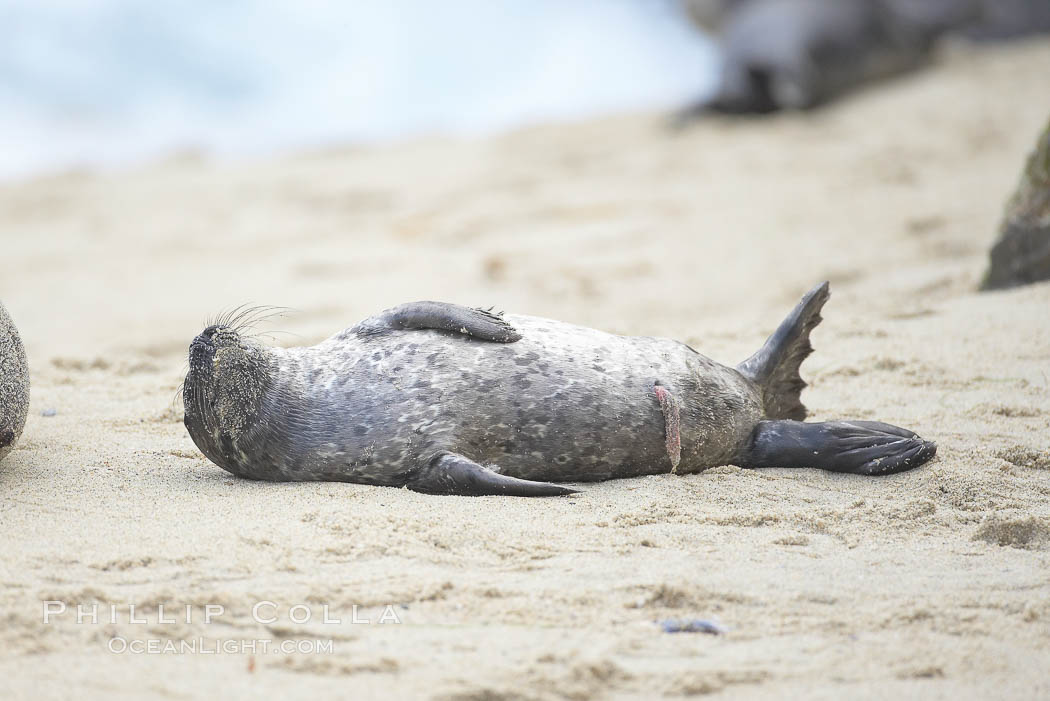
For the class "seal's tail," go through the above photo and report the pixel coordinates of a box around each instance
[736,281,830,421]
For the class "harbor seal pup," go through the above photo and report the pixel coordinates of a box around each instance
[0,302,30,462]
[182,283,936,496]
[961,0,1050,41]
[676,0,969,117]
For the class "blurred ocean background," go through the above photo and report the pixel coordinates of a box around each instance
[0,0,718,180]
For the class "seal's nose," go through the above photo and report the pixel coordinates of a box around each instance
[190,326,218,350]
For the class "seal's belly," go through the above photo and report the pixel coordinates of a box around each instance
[431,319,694,480]
[272,315,761,484]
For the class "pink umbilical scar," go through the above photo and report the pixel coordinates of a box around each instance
[653,384,682,473]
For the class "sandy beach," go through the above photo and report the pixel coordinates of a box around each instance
[1,39,1049,700]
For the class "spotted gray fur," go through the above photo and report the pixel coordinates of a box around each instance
[0,302,29,462]
[183,283,937,496]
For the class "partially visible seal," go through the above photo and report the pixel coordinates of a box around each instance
[682,0,749,32]
[981,116,1050,290]
[0,302,29,462]
[182,283,936,496]
[962,0,1050,41]
[676,0,968,117]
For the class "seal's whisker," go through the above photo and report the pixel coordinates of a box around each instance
[202,304,298,335]
[231,306,297,334]
[217,302,254,329]
[246,329,302,340]
[227,304,262,329]
[225,305,263,330]
[229,302,264,329]
[171,379,186,411]
[246,305,293,324]
[245,330,304,346]
[230,303,256,327]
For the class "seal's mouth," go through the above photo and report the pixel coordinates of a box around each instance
[185,327,220,441]
[188,326,219,372]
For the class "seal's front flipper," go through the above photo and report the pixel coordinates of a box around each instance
[407,452,578,497]
[737,420,936,476]
[358,302,520,342]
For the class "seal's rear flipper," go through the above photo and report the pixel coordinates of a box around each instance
[357,302,520,342]
[407,452,579,497]
[737,420,936,476]
[737,281,830,421]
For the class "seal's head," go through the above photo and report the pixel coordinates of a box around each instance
[183,324,271,471]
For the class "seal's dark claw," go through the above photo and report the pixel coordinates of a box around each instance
[844,433,937,476]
